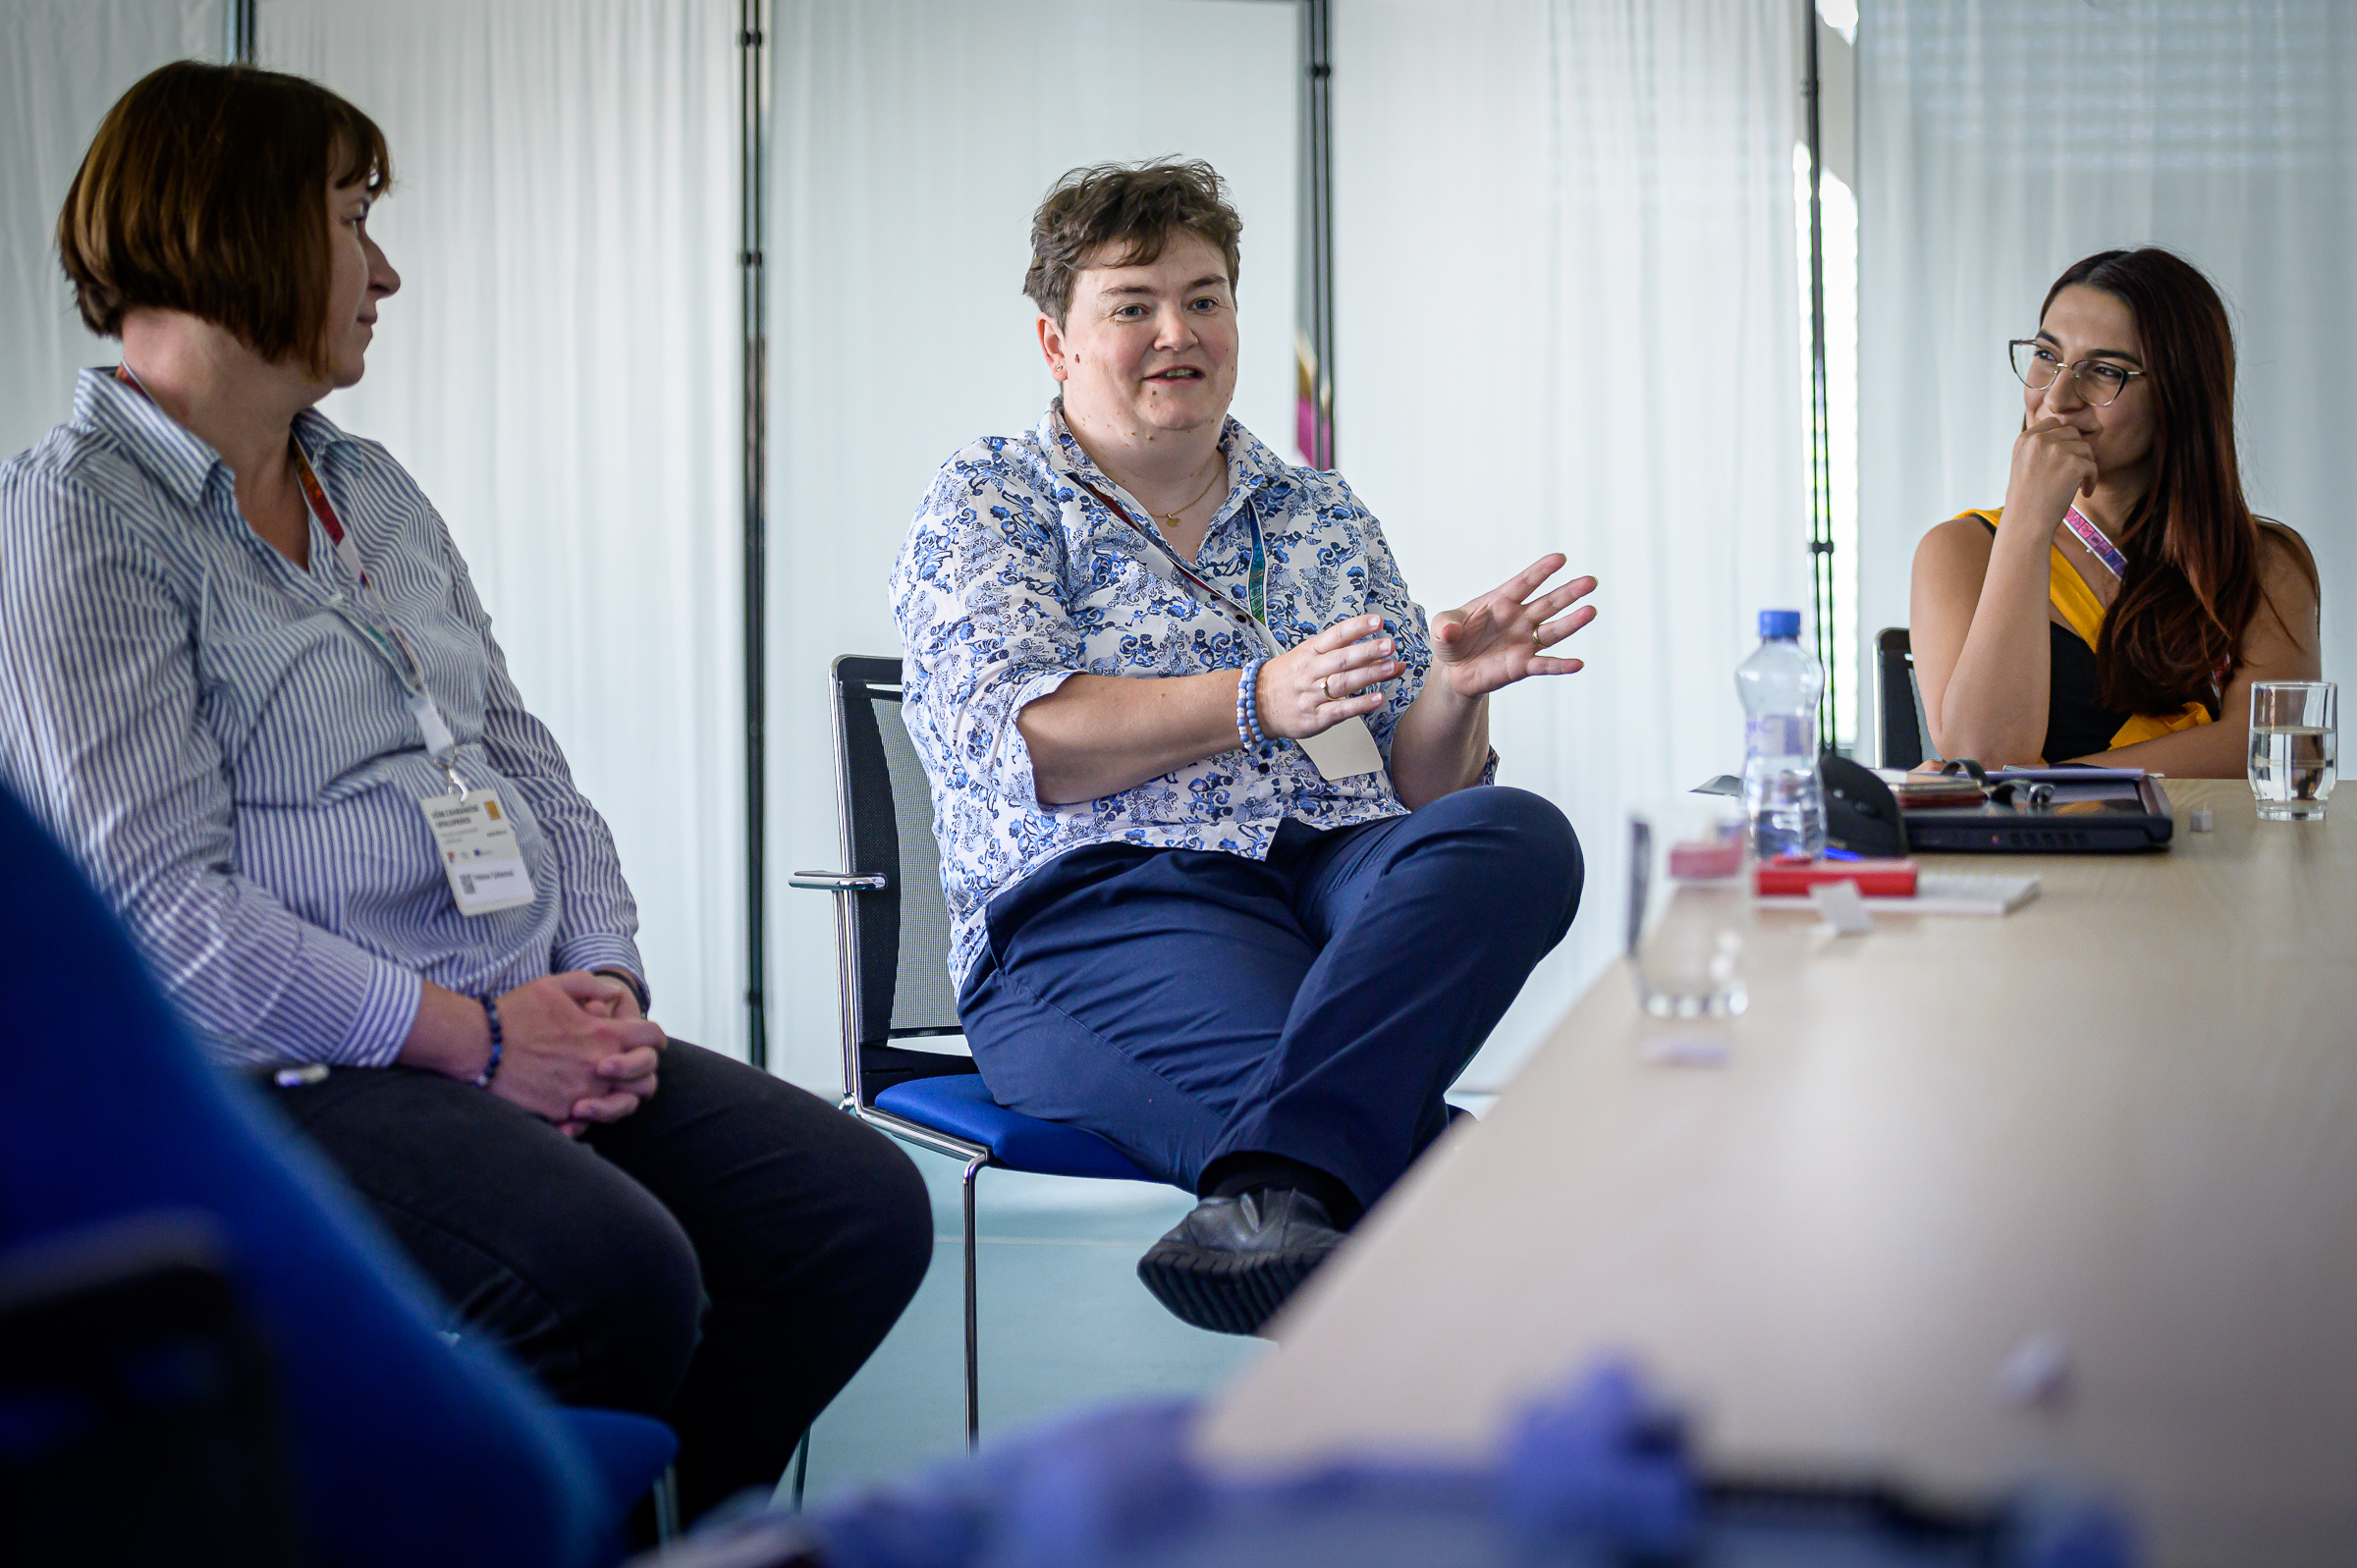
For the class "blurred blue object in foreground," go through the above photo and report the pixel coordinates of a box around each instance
[636,1358,2136,1568]
[0,781,650,1566]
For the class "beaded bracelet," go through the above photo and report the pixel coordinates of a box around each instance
[471,995,505,1089]
[1234,656,1268,752]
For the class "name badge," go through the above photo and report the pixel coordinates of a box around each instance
[419,790,537,916]
[1296,716,1385,781]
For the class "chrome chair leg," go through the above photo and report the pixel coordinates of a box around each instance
[961,1152,985,1451]
[652,1464,681,1542]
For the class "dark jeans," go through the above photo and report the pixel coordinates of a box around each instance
[264,1042,931,1520]
[959,786,1583,1214]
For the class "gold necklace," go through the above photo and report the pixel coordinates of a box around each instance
[1157,460,1224,531]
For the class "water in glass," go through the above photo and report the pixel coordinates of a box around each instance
[2248,681,2336,822]
[1628,802,1750,1018]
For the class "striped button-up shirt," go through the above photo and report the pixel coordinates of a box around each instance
[0,369,643,1067]
[893,400,1493,990]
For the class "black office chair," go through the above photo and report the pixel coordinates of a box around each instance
[791,656,1170,1450]
[1873,627,1942,771]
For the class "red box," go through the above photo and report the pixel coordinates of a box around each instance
[1754,858,1919,897]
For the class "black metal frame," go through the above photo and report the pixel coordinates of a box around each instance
[1298,0,1338,469]
[789,657,995,1450]
[740,0,773,1070]
[1801,0,1840,753]
[224,0,254,64]
[1873,626,1924,771]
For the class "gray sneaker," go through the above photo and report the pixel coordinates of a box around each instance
[1135,1188,1345,1335]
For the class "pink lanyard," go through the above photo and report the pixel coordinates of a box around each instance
[115,364,466,787]
[2062,505,2129,579]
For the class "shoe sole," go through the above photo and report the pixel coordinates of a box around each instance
[1136,1239,1334,1336]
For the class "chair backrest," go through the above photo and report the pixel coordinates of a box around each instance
[827,656,975,1105]
[1873,627,1939,771]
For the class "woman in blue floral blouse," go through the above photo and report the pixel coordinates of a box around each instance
[892,159,1594,1334]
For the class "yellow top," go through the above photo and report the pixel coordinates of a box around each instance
[1964,507,2211,754]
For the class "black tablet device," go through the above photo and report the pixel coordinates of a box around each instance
[1899,769,2175,853]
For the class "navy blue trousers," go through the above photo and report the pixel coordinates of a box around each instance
[959,785,1582,1213]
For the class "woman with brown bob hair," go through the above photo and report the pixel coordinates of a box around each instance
[1911,247,2322,774]
[2,61,928,1522]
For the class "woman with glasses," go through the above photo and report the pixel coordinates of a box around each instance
[1910,247,2320,774]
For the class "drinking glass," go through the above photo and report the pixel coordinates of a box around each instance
[1627,799,1751,1017]
[2248,681,2336,822]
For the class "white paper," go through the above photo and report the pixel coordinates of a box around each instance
[419,789,538,916]
[1809,879,1877,936]
[1757,872,2041,917]
[1296,717,1384,781]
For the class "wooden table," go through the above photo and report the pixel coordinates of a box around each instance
[1199,780,2357,1566]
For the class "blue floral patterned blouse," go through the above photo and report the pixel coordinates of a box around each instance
[892,400,1494,990]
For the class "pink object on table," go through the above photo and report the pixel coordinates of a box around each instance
[1668,839,1744,880]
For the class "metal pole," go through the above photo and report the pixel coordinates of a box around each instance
[740,0,772,1069]
[1801,1,1839,752]
[1300,0,1337,468]
[225,0,254,64]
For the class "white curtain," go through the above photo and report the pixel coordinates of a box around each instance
[1,0,225,465]
[1332,0,1806,1087]
[764,0,1302,1091]
[1856,0,2356,728]
[259,0,747,1054]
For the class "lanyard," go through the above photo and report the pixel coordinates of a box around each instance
[2063,505,2129,580]
[1070,470,1273,651]
[114,365,468,795]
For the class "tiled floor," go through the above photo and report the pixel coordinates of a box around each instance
[785,1092,1495,1511]
[780,1148,1270,1508]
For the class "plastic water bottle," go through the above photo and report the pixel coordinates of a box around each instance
[1735,610,1826,861]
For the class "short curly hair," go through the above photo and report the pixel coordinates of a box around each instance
[1022,159,1242,325]
[57,61,392,379]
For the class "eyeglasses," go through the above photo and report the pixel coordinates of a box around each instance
[2009,339,2146,407]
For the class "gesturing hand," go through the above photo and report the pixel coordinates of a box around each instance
[488,971,666,1136]
[1254,615,1400,741]
[1430,554,1598,700]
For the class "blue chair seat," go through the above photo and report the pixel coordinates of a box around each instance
[558,1408,677,1512]
[872,1075,1156,1182]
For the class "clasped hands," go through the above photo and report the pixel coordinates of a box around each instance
[488,970,667,1138]
[1251,553,1598,737]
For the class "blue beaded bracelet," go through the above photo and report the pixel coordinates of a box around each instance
[1234,656,1268,752]
[471,995,505,1089]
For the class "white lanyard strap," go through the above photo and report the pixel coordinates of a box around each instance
[294,446,467,795]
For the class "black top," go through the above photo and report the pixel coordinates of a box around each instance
[1975,516,2128,763]
[2040,621,2130,762]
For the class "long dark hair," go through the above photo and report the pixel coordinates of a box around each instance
[2041,248,2314,714]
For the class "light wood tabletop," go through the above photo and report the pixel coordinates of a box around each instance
[1199,779,2357,1566]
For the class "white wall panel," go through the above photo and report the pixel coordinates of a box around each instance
[1331,0,1806,1088]
[260,0,746,1054]
[765,0,1300,1091]
[1,0,224,463]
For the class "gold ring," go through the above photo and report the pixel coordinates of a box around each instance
[1320,676,1333,699]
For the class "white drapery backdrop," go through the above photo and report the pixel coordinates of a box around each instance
[763,0,1302,1092]
[7,3,1811,1094]
[1856,0,2355,733]
[1331,0,1806,1086]
[1,0,224,464]
[258,0,747,1054]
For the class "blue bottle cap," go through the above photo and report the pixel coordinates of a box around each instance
[1758,610,1803,638]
